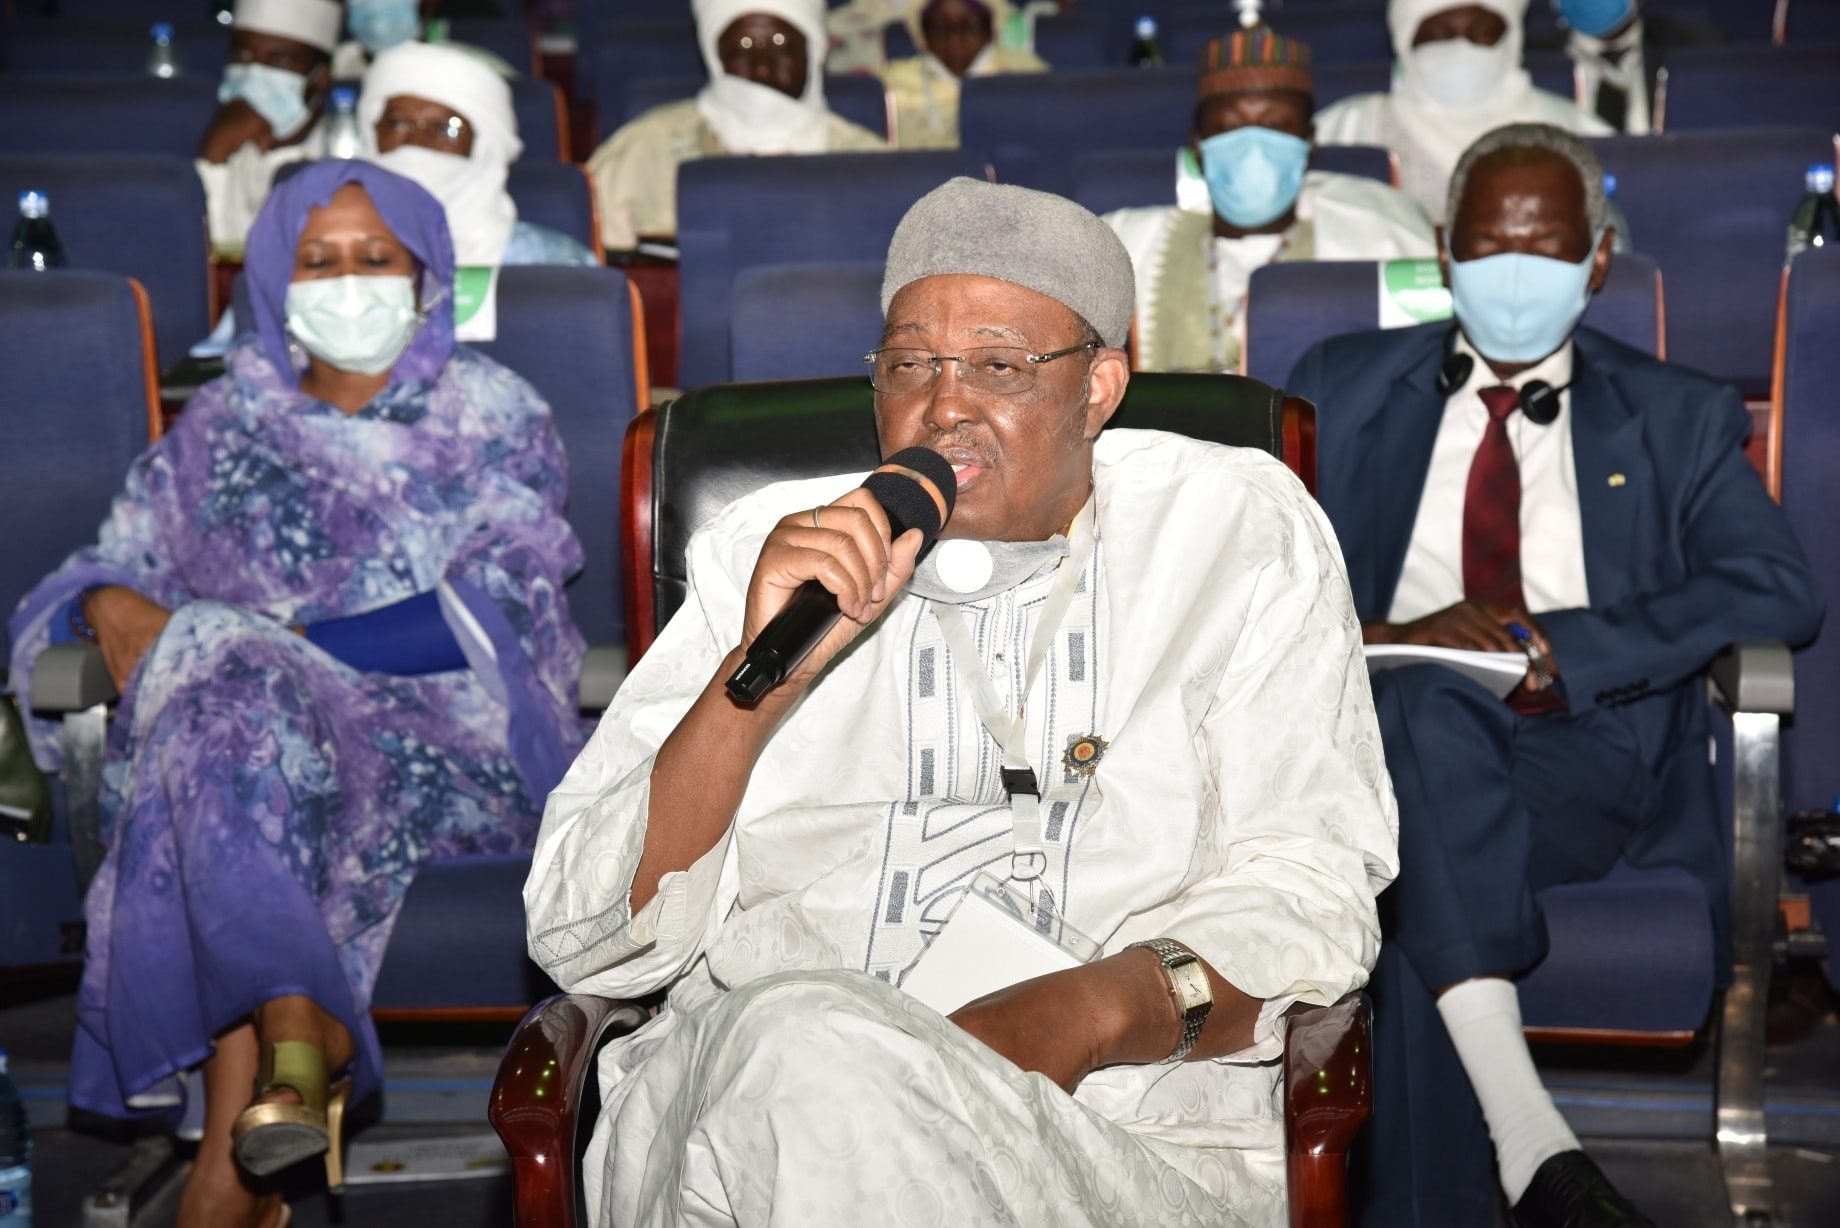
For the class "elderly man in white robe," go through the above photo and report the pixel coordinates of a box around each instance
[1314,0,1611,222]
[1105,25,1434,374]
[524,177,1399,1226]
[196,0,342,254]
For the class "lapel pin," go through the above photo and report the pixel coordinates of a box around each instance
[1063,734,1109,779]
[1607,473,1627,488]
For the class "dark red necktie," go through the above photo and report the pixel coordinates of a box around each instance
[1462,385,1562,714]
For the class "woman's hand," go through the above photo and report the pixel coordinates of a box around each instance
[737,489,925,697]
[84,587,173,692]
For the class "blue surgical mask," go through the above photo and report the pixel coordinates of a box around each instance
[286,275,423,376]
[1558,0,1637,38]
[219,62,314,139]
[1197,125,1310,229]
[1447,232,1605,364]
[348,0,422,54]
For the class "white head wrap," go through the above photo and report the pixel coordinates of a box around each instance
[1384,0,1534,219]
[358,42,523,266]
[693,0,833,155]
[233,0,342,54]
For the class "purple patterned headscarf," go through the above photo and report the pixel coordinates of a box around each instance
[244,159,457,388]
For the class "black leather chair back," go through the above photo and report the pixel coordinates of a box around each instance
[642,372,1300,639]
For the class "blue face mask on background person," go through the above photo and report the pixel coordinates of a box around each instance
[1447,231,1605,363]
[349,0,422,54]
[1197,125,1310,228]
[286,275,423,375]
[1558,0,1637,38]
[219,62,315,139]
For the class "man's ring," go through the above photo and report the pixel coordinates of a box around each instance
[811,508,822,529]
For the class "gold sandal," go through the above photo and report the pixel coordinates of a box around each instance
[230,1041,352,1192]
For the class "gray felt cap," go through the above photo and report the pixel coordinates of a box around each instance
[880,177,1136,348]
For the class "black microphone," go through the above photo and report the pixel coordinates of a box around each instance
[725,446,958,704]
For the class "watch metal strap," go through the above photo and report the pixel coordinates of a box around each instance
[1131,938,1209,1063]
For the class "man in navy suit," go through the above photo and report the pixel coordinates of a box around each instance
[1289,123,1821,1228]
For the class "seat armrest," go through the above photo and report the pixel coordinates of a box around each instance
[490,993,648,1228]
[1283,992,1371,1228]
[29,644,117,713]
[578,644,629,714]
[1710,641,1793,715]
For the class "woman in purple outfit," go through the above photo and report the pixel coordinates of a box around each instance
[7,160,584,1228]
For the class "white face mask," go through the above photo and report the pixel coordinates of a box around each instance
[285,275,422,376]
[219,62,315,140]
[1411,37,1512,109]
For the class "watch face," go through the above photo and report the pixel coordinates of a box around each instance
[1168,958,1212,1012]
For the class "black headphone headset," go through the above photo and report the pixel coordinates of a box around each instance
[1435,327,1567,426]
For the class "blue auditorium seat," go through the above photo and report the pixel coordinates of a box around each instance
[0,269,156,969]
[1070,144,1396,217]
[675,150,977,389]
[961,68,1194,193]
[1591,128,1831,392]
[443,18,536,75]
[1244,252,1663,387]
[4,18,229,77]
[1775,246,1840,987]
[505,160,601,255]
[0,76,217,159]
[1656,44,1840,130]
[1778,0,1840,41]
[623,74,892,141]
[1031,9,1108,69]
[0,154,211,373]
[730,260,885,383]
[510,76,567,161]
[588,16,701,122]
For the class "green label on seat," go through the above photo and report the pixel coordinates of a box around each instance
[1379,259,1453,329]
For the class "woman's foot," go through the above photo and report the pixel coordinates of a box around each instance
[232,996,356,1188]
[177,1143,288,1228]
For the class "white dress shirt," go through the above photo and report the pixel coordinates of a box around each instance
[1389,334,1592,623]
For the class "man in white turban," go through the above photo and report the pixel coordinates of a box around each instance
[880,0,1047,150]
[524,177,1397,1226]
[196,0,343,252]
[1313,1,1611,222]
[584,0,886,252]
[359,41,598,268]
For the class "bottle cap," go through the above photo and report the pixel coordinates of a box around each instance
[1602,172,1617,197]
[332,85,357,109]
[1135,16,1158,38]
[151,21,174,40]
[18,190,48,219]
[0,1048,9,1076]
[1807,163,1836,194]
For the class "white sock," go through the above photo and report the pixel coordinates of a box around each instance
[1436,977,1581,1203]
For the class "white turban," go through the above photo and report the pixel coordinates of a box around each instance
[692,0,834,155]
[358,42,522,266]
[1384,0,1535,213]
[233,0,342,54]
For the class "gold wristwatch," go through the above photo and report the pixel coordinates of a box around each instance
[1131,938,1213,1062]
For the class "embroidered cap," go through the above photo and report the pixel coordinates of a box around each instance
[1197,25,1314,102]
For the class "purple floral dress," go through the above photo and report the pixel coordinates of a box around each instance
[8,338,584,1119]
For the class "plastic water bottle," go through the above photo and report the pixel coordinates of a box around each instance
[325,87,364,160]
[8,194,68,273]
[0,1049,32,1227]
[1603,172,1633,253]
[146,22,185,78]
[1128,16,1163,68]
[1786,163,1840,263]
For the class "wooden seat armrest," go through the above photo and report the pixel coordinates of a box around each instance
[490,993,649,1228]
[1283,991,1373,1228]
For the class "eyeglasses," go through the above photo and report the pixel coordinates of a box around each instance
[377,113,471,150]
[864,343,1100,396]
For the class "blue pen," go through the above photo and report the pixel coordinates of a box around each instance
[1506,622,1553,689]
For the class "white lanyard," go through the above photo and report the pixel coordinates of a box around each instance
[929,500,1096,890]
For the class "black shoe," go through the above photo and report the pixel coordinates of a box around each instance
[1512,1151,1657,1228]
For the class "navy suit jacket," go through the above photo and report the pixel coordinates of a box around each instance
[1289,323,1821,922]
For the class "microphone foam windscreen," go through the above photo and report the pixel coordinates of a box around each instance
[864,446,958,544]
